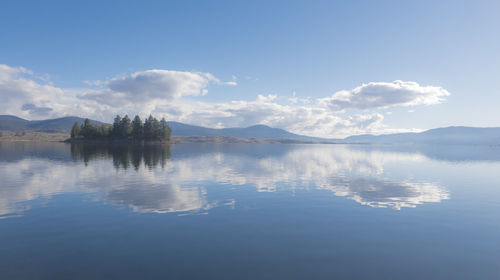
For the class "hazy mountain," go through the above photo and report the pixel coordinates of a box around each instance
[345,126,500,145]
[2,115,500,144]
[0,115,324,140]
[0,115,29,131]
[0,115,107,132]
[170,123,500,144]
[167,122,325,141]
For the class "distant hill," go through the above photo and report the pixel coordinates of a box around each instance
[167,122,326,141]
[0,115,107,132]
[0,115,29,131]
[345,126,500,145]
[0,115,324,140]
[2,115,500,144]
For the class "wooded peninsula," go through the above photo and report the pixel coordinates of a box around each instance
[70,115,171,141]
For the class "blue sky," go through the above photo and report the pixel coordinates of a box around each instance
[1,0,499,137]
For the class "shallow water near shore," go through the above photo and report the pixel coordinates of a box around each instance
[1,141,500,279]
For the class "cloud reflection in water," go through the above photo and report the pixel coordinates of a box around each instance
[0,143,450,217]
[320,177,449,210]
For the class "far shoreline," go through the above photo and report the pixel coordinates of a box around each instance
[65,136,341,145]
[0,132,343,144]
[64,138,175,145]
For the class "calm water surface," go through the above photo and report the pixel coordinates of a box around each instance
[1,142,499,279]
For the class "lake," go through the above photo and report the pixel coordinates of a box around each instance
[1,142,500,279]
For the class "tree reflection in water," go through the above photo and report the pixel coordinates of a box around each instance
[70,143,171,170]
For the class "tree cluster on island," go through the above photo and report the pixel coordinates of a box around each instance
[70,115,171,141]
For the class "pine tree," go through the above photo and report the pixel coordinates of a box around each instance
[80,118,93,138]
[144,115,154,140]
[132,115,143,140]
[71,122,80,139]
[74,114,169,141]
[160,118,171,141]
[152,117,161,140]
[120,115,132,138]
[112,115,122,138]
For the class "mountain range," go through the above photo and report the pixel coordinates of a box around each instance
[1,115,500,144]
[0,115,106,132]
[0,115,322,141]
[345,126,500,145]
[166,121,325,141]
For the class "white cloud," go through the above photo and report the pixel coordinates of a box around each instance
[0,65,221,120]
[256,94,277,102]
[106,69,217,100]
[320,80,450,112]
[224,75,238,86]
[154,96,389,138]
[0,64,448,138]
[0,64,32,78]
[0,64,69,118]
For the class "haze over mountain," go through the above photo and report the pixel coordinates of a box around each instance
[167,121,325,141]
[346,126,500,145]
[0,115,324,141]
[0,115,106,132]
[1,115,500,145]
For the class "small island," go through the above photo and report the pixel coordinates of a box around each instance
[68,115,171,142]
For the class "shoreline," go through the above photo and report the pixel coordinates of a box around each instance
[64,136,339,144]
[64,138,175,144]
[0,133,341,144]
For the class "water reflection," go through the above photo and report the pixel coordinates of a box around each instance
[0,142,456,217]
[0,158,79,217]
[320,177,449,210]
[70,143,170,170]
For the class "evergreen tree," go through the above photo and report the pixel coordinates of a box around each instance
[71,122,80,139]
[152,117,161,139]
[120,115,132,138]
[144,115,154,140]
[131,115,143,140]
[98,125,111,138]
[80,118,93,138]
[112,115,122,138]
[160,118,171,141]
[72,114,170,141]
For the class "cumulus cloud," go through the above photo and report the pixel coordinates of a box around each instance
[320,80,450,111]
[0,64,67,119]
[0,65,221,120]
[154,95,388,138]
[106,69,217,100]
[0,64,448,138]
[21,103,53,115]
